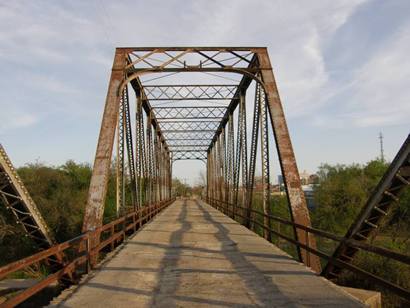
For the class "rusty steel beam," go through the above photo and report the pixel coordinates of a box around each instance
[158,121,220,132]
[260,88,272,242]
[0,144,55,247]
[83,49,127,233]
[207,55,258,152]
[153,106,227,120]
[129,78,170,153]
[256,48,321,273]
[142,84,238,101]
[123,47,262,51]
[323,134,410,279]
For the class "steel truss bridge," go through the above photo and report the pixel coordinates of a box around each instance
[0,47,409,307]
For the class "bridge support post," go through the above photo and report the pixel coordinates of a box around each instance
[256,48,322,273]
[82,49,131,266]
[83,49,126,234]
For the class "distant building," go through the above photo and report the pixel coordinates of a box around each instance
[300,170,310,185]
[308,174,319,184]
[302,184,317,210]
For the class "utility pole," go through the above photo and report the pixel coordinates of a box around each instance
[379,132,384,162]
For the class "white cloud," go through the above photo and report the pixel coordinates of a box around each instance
[313,20,410,128]
[348,24,410,126]
[0,111,39,134]
[1,0,409,182]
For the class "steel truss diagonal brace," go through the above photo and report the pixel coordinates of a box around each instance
[323,134,410,278]
[257,49,321,273]
[83,49,127,233]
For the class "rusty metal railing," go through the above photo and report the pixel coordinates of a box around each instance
[204,196,410,301]
[0,198,175,308]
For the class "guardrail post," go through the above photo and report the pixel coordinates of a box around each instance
[305,229,310,267]
[110,225,115,250]
[122,217,126,242]
[139,210,142,228]
[85,235,91,273]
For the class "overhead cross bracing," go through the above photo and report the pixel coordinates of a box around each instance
[142,84,239,100]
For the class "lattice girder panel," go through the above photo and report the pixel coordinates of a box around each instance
[126,48,255,71]
[143,85,238,101]
[153,106,227,120]
[162,131,216,140]
[158,121,220,131]
[172,151,207,161]
[166,139,211,147]
[169,146,209,152]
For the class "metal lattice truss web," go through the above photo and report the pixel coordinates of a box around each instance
[123,48,258,162]
[143,85,238,101]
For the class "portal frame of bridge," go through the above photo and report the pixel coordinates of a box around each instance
[82,47,321,272]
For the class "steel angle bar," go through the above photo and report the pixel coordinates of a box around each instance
[260,89,272,241]
[257,48,321,273]
[323,134,410,279]
[153,106,227,119]
[142,85,238,100]
[158,121,220,131]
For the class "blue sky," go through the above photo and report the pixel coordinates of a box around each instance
[0,0,409,184]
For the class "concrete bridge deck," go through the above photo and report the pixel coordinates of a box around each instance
[50,199,364,307]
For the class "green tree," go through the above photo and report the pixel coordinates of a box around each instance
[311,159,410,307]
[172,178,191,197]
[312,160,388,235]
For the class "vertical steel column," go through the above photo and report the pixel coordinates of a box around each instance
[217,133,224,204]
[227,114,235,207]
[164,147,170,200]
[220,128,226,203]
[146,112,153,205]
[234,92,248,221]
[211,145,217,202]
[208,148,213,201]
[207,152,210,199]
[153,132,159,202]
[240,92,249,220]
[159,139,164,201]
[233,108,242,217]
[246,82,261,228]
[142,111,148,206]
[135,95,145,208]
[260,90,272,241]
[83,49,126,233]
[159,143,163,201]
[168,152,173,197]
[116,87,125,216]
[122,85,137,211]
[257,48,321,272]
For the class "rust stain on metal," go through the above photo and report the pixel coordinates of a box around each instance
[257,48,322,273]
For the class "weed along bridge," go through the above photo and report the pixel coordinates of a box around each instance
[0,47,409,307]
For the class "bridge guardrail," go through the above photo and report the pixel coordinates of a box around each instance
[0,198,175,308]
[203,196,410,301]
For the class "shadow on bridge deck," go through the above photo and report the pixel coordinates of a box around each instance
[49,199,364,307]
